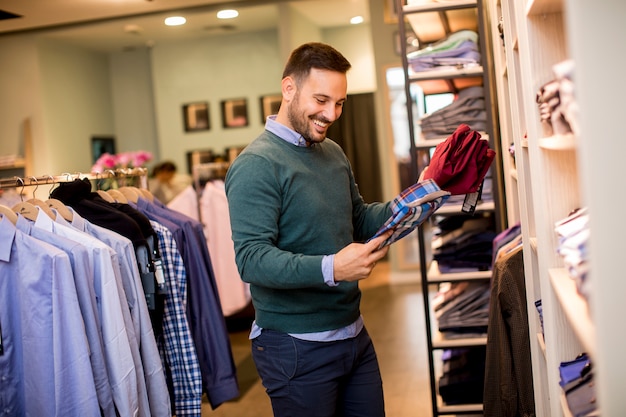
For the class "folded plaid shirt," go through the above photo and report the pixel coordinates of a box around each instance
[370,179,450,248]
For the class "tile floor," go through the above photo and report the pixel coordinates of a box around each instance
[201,262,434,417]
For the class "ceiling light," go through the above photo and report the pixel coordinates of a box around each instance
[164,16,186,26]
[350,16,364,25]
[217,9,239,19]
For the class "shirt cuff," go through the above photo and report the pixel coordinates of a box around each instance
[322,255,338,287]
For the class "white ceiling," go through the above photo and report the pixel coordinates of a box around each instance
[0,0,370,53]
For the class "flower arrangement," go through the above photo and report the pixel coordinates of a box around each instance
[91,150,153,173]
[91,150,153,190]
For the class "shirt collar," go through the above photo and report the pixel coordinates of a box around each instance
[265,115,309,147]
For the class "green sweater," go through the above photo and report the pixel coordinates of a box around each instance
[225,131,391,333]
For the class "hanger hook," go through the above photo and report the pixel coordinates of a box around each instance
[15,177,25,201]
[30,176,39,199]
[47,175,57,196]
[95,172,103,190]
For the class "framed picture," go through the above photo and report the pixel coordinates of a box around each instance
[260,94,282,123]
[182,102,210,132]
[91,136,116,164]
[221,98,249,128]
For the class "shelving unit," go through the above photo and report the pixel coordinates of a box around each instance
[483,0,624,415]
[395,0,505,415]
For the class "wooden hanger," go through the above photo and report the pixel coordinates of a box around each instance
[138,188,154,202]
[46,198,73,221]
[27,198,56,220]
[96,189,116,203]
[118,186,140,203]
[12,201,39,221]
[107,189,128,204]
[0,204,18,225]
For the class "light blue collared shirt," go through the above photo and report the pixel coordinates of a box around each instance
[72,210,171,417]
[16,214,117,417]
[249,116,364,342]
[0,214,100,416]
[35,207,141,417]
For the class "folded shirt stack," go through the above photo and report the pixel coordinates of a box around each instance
[535,59,579,136]
[419,87,488,139]
[554,207,590,299]
[407,30,481,73]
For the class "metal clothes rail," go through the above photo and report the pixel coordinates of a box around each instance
[0,167,149,190]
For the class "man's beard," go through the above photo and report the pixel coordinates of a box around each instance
[287,93,330,145]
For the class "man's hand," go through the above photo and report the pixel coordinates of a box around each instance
[333,231,393,283]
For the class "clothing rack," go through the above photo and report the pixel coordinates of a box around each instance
[192,161,230,193]
[0,167,149,191]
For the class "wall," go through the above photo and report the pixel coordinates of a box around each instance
[110,48,159,160]
[38,39,115,174]
[0,34,45,172]
[150,29,284,172]
[0,35,116,175]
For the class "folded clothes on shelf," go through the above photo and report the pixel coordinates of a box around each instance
[554,207,590,299]
[407,30,481,72]
[535,59,579,136]
[419,86,487,139]
[559,353,597,417]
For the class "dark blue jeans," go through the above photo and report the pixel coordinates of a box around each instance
[251,326,385,417]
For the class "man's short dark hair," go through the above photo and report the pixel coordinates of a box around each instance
[282,42,352,85]
[152,161,177,177]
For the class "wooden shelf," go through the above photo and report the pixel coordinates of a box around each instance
[0,157,25,170]
[427,260,492,283]
[403,0,477,14]
[538,133,576,151]
[537,332,546,358]
[549,268,596,357]
[438,402,483,415]
[409,65,484,82]
[415,133,490,149]
[432,332,487,349]
[437,200,495,215]
[526,0,563,16]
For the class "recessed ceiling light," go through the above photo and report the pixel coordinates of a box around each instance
[217,9,239,19]
[164,16,186,26]
[350,16,364,25]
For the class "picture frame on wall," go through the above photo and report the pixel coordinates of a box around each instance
[221,98,249,128]
[183,102,210,132]
[259,94,282,123]
[91,136,116,164]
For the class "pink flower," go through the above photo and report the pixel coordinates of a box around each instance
[91,150,153,173]
[131,151,153,167]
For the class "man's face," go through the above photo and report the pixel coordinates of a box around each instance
[285,68,347,145]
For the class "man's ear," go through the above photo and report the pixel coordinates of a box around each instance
[281,76,296,102]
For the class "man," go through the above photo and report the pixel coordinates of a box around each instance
[225,42,392,417]
[148,161,191,204]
